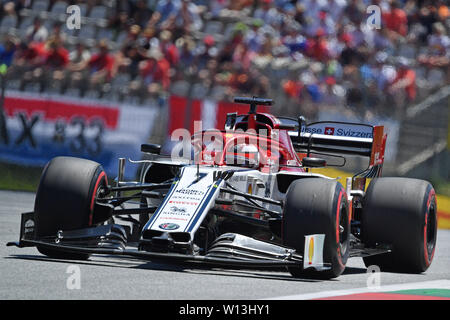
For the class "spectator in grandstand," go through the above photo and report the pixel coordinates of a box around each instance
[427,22,450,56]
[198,58,218,88]
[69,40,115,92]
[140,47,170,93]
[416,2,438,43]
[2,1,19,18]
[1,0,447,121]
[43,37,69,70]
[321,75,345,107]
[25,17,48,43]
[42,37,69,90]
[209,0,228,18]
[383,0,408,38]
[232,41,255,71]
[227,0,253,11]
[436,0,450,21]
[253,0,282,28]
[227,64,257,94]
[89,40,116,85]
[48,21,67,45]
[108,10,132,38]
[129,0,154,28]
[325,0,345,23]
[68,43,92,72]
[0,35,17,68]
[22,36,68,92]
[147,0,181,29]
[306,28,330,62]
[194,34,218,71]
[339,32,364,69]
[255,34,274,60]
[417,21,450,84]
[116,42,146,79]
[177,36,196,70]
[13,41,43,69]
[64,42,91,93]
[371,27,394,53]
[137,27,158,52]
[388,57,417,111]
[372,51,397,93]
[342,0,365,26]
[244,19,265,53]
[159,30,179,66]
[122,24,142,47]
[282,73,303,101]
[170,0,203,36]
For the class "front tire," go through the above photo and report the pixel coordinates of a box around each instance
[362,177,437,273]
[34,156,108,260]
[282,178,350,279]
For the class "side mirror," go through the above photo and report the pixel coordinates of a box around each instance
[302,157,326,168]
[141,143,161,154]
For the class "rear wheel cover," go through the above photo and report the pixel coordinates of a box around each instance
[362,178,437,273]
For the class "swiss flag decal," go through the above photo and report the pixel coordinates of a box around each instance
[324,127,335,135]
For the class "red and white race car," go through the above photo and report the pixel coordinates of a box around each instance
[8,97,438,279]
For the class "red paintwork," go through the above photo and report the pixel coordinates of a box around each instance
[191,112,304,173]
[4,96,119,129]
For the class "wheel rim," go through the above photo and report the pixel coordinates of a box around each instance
[426,202,437,261]
[339,204,349,255]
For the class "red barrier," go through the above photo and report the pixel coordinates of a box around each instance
[168,96,270,135]
[4,96,119,129]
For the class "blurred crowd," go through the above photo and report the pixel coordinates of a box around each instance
[0,0,449,120]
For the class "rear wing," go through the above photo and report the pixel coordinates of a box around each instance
[289,121,387,178]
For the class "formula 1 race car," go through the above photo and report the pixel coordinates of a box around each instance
[7,97,438,279]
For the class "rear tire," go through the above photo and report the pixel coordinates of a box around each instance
[282,178,350,279]
[34,156,108,260]
[362,177,437,273]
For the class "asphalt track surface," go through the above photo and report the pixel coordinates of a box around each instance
[1,190,449,300]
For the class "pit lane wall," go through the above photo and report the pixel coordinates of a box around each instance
[0,91,158,179]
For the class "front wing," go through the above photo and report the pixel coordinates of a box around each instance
[7,212,332,270]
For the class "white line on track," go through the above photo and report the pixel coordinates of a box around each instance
[265,279,450,300]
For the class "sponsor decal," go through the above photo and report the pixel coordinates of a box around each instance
[159,223,180,231]
[301,124,373,138]
[335,128,373,138]
[175,188,205,196]
[169,201,199,206]
[166,206,189,216]
[308,237,314,265]
[303,234,325,270]
[0,92,156,179]
[301,127,323,134]
[24,219,34,234]
[324,127,335,135]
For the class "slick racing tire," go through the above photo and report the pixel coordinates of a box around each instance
[34,156,108,260]
[282,178,350,279]
[362,178,437,273]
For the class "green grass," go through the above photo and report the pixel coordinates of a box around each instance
[0,162,43,192]
[0,161,118,193]
[434,180,450,197]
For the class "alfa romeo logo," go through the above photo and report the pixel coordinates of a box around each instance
[159,223,180,230]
